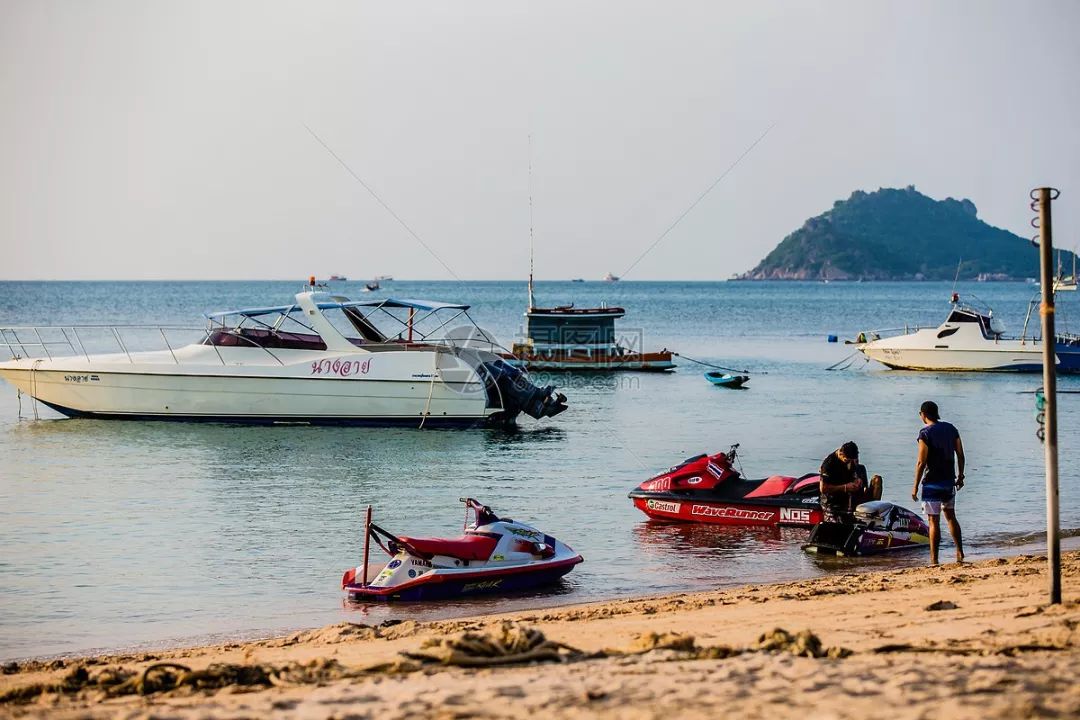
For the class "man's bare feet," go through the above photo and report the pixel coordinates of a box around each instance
[956,550,965,564]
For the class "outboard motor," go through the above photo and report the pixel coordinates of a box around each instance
[480,359,568,422]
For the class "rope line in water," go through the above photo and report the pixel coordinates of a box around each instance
[673,353,761,375]
[825,351,866,371]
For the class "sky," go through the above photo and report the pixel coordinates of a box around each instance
[1,0,1078,281]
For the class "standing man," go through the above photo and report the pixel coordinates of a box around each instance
[912,400,966,565]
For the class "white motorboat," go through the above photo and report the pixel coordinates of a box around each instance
[854,293,1080,373]
[0,286,568,426]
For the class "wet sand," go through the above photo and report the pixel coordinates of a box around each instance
[2,551,1078,719]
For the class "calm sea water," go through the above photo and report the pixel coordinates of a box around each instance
[1,280,1078,660]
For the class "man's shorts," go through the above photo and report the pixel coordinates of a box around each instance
[922,496,955,515]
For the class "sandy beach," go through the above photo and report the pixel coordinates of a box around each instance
[2,550,1077,719]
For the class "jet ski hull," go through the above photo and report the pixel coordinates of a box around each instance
[802,501,929,556]
[343,556,582,602]
[629,492,823,526]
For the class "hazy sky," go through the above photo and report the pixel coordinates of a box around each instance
[2,1,1078,280]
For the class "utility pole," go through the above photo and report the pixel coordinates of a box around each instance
[1033,187,1061,604]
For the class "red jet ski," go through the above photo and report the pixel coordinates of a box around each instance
[628,444,823,527]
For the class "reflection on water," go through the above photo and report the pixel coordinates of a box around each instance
[1,280,1078,659]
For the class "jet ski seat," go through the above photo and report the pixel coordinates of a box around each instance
[397,533,499,561]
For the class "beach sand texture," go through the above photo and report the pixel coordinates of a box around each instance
[2,551,1077,719]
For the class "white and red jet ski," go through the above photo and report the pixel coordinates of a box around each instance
[628,444,823,527]
[342,498,583,602]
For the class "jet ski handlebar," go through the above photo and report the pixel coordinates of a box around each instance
[366,522,428,559]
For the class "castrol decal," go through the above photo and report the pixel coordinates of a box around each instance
[646,499,681,514]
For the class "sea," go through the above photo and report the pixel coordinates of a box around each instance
[1,279,1078,660]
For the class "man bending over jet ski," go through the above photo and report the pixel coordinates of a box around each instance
[819,441,881,522]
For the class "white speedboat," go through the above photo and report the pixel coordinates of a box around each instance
[854,293,1080,372]
[0,287,568,426]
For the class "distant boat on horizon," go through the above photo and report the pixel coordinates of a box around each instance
[374,275,393,282]
[603,272,620,282]
[328,274,347,282]
[571,278,585,283]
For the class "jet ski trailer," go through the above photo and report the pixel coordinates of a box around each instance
[342,498,583,601]
[802,501,930,557]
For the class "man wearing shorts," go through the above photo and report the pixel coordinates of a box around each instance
[912,400,966,565]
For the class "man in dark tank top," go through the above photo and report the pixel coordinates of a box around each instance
[912,400,966,565]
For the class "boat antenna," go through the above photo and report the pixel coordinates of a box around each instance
[527,134,535,311]
[950,257,963,297]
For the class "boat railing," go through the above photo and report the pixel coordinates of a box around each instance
[0,324,262,366]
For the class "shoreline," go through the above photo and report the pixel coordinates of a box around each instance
[3,550,1078,719]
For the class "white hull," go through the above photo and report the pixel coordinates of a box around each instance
[0,346,495,424]
[0,289,570,426]
[858,325,1051,372]
[860,343,1050,372]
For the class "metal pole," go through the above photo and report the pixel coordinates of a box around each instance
[361,505,372,587]
[1037,187,1060,604]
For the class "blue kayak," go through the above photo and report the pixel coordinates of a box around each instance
[704,371,749,388]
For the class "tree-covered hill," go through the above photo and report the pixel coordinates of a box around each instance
[741,186,1074,281]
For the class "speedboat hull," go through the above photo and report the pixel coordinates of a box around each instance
[860,341,1058,372]
[856,295,1080,372]
[0,351,497,426]
[0,291,569,427]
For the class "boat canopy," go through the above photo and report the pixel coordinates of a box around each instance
[205,297,469,320]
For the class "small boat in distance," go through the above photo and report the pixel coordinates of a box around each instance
[328,274,348,282]
[571,278,585,283]
[704,371,749,388]
[603,272,620,282]
[342,498,583,601]
[374,274,393,282]
[854,293,1080,372]
[363,281,381,292]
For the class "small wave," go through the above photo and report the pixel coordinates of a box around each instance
[989,527,1080,547]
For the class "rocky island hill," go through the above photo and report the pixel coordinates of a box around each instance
[740,185,1075,281]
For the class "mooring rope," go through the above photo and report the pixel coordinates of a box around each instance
[673,353,761,375]
[825,351,867,371]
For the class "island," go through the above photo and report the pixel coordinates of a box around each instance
[739,185,1075,281]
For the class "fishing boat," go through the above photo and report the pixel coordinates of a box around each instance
[342,498,583,601]
[509,304,675,372]
[363,281,380,292]
[0,280,568,426]
[704,371,749,388]
[328,274,348,282]
[603,272,620,282]
[505,220,674,371]
[374,275,394,282]
[854,293,1080,372]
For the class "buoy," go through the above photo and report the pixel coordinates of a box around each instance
[827,335,838,343]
